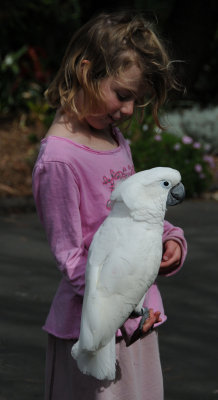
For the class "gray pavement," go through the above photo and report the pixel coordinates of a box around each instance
[0,199,218,400]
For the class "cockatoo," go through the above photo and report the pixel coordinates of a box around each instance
[71,167,185,380]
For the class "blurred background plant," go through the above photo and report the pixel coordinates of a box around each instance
[0,0,81,120]
[1,46,49,114]
[0,0,218,199]
[121,110,216,198]
[165,106,218,154]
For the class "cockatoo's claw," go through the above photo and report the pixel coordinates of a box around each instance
[130,307,150,330]
[139,307,150,330]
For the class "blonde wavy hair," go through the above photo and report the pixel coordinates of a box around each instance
[45,12,179,127]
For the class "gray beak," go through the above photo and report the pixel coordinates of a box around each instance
[167,182,185,206]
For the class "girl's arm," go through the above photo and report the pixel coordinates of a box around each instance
[32,161,86,297]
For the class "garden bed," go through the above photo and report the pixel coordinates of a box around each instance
[0,119,45,198]
[0,119,218,204]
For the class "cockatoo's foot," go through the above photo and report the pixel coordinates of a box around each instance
[139,307,150,330]
[130,307,150,330]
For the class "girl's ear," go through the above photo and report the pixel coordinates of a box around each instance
[80,59,91,72]
[81,59,90,66]
[80,59,91,83]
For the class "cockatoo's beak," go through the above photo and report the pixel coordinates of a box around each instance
[167,182,185,206]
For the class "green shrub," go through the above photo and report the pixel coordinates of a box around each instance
[122,114,215,197]
[0,46,49,114]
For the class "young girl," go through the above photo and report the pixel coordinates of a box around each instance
[32,11,187,400]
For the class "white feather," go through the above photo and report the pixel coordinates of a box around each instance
[71,167,183,380]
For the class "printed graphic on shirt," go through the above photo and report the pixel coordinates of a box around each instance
[103,165,134,209]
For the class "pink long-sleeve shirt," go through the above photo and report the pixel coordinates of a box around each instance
[32,127,187,341]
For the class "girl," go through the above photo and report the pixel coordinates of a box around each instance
[32,11,187,400]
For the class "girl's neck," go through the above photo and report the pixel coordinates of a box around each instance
[46,110,119,151]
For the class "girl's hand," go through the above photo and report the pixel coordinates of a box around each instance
[141,308,162,334]
[159,239,182,275]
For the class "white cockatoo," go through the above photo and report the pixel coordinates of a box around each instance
[71,167,185,380]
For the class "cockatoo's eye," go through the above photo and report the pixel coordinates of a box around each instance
[161,180,171,188]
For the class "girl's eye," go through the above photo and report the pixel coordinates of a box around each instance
[116,92,131,101]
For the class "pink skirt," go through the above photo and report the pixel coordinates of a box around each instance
[45,330,163,400]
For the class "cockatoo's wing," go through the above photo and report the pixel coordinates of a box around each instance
[71,222,119,380]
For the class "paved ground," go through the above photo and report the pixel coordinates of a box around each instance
[0,199,218,400]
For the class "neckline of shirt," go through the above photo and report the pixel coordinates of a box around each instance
[41,127,122,155]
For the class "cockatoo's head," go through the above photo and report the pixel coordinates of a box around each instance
[111,167,185,221]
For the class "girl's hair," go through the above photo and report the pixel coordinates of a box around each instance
[45,11,178,127]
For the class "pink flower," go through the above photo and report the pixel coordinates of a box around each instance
[203,155,215,168]
[193,142,201,149]
[194,164,203,173]
[182,135,193,144]
[154,134,162,141]
[174,143,181,151]
[204,143,211,152]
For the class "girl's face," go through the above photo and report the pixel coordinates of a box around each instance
[83,65,145,131]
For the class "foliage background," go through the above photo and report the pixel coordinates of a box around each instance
[0,0,218,198]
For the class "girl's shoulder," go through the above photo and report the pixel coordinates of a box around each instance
[37,135,79,164]
[33,136,81,188]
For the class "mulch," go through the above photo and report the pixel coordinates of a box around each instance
[0,119,45,198]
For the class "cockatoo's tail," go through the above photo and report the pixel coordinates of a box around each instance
[71,167,185,380]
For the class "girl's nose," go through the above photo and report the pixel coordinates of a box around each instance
[121,100,134,117]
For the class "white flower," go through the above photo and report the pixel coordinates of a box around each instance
[5,55,13,66]
[142,124,148,131]
[154,126,162,134]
